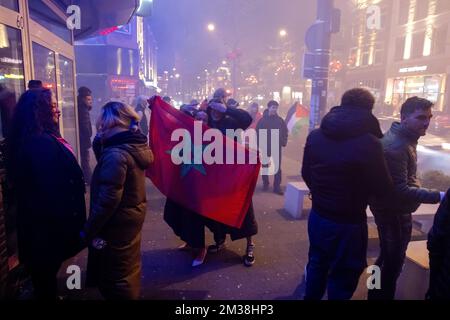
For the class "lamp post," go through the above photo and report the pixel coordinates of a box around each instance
[304,0,340,132]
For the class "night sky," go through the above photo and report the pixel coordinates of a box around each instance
[150,0,316,79]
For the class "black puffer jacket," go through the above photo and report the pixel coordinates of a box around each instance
[302,105,393,224]
[256,110,288,156]
[85,130,153,299]
[370,122,440,215]
[207,107,253,134]
[427,189,450,299]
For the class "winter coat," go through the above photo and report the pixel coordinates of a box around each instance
[207,107,253,135]
[206,107,257,239]
[427,189,450,299]
[370,122,440,215]
[77,97,92,150]
[302,105,393,224]
[85,130,153,299]
[256,110,288,156]
[14,132,86,268]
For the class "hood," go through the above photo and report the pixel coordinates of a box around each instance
[388,121,420,144]
[320,105,383,140]
[103,130,153,170]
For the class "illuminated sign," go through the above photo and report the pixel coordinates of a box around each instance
[399,66,428,73]
[0,57,23,64]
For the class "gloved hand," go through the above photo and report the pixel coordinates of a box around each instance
[147,95,158,109]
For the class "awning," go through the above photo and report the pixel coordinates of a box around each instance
[55,0,139,40]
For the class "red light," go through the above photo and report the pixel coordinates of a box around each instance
[99,26,119,36]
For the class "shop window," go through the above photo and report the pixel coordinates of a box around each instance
[32,42,57,97]
[398,0,410,25]
[432,25,448,55]
[0,23,25,105]
[58,55,78,156]
[411,32,425,58]
[0,0,17,11]
[395,36,405,61]
[414,0,429,21]
[28,0,72,44]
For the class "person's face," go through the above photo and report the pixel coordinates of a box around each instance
[250,105,258,114]
[210,109,224,122]
[84,95,93,110]
[51,97,61,124]
[268,105,278,116]
[401,108,432,137]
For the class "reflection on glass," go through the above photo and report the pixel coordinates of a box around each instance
[0,23,25,139]
[0,0,18,11]
[58,55,78,157]
[28,0,72,44]
[32,42,57,95]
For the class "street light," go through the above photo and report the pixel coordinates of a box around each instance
[207,23,215,32]
[279,29,287,37]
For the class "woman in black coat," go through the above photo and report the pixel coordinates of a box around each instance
[8,88,86,299]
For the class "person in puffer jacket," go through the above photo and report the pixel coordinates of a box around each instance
[427,188,450,300]
[81,101,153,300]
[368,97,444,300]
[302,88,393,300]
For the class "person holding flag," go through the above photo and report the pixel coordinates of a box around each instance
[146,89,260,267]
[285,101,309,135]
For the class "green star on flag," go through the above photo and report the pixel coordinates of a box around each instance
[166,142,208,177]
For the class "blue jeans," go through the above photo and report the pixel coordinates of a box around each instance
[304,210,368,300]
[368,212,412,300]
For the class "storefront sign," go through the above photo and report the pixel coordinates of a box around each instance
[399,66,428,73]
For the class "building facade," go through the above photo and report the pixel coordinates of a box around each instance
[338,0,450,115]
[75,15,158,118]
[385,0,450,114]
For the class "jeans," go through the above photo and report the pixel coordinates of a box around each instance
[368,212,412,300]
[304,210,368,300]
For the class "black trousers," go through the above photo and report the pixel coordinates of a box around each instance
[262,152,282,189]
[368,212,412,300]
[28,262,61,300]
[80,147,92,184]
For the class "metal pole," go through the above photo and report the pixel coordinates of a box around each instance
[309,0,333,132]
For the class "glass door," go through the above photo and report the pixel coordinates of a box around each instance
[0,0,29,277]
[29,1,79,159]
[0,1,28,140]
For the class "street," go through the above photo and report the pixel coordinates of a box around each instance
[57,126,378,300]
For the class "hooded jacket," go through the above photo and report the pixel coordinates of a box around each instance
[85,130,153,299]
[370,122,440,215]
[301,105,393,224]
[427,189,450,299]
[256,109,288,155]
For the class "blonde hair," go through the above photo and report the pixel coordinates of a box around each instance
[96,101,140,134]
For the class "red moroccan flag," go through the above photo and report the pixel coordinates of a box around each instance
[146,96,260,228]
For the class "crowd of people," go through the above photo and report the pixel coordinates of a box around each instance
[2,81,450,300]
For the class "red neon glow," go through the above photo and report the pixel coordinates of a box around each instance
[99,26,119,36]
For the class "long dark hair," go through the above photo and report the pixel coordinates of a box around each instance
[7,89,57,176]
